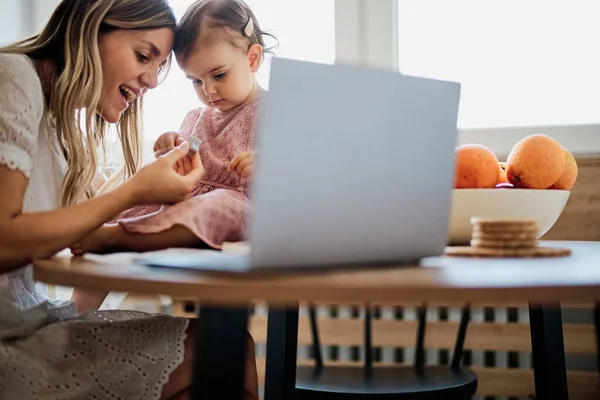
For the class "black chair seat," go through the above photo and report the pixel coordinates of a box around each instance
[295,365,477,399]
[291,303,477,400]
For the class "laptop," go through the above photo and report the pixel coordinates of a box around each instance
[137,58,461,273]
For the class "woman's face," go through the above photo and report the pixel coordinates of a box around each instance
[97,28,174,123]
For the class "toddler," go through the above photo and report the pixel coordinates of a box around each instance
[71,0,276,256]
[70,3,275,398]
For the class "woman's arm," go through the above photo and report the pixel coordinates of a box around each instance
[71,223,204,254]
[70,223,203,313]
[118,225,204,251]
[0,166,138,272]
[0,143,204,273]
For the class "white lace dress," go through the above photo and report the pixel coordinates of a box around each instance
[0,53,189,400]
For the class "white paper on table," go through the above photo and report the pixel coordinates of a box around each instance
[82,248,225,265]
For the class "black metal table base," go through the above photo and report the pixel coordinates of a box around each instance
[594,303,600,389]
[186,303,571,400]
[192,305,250,399]
[264,305,300,400]
[262,304,571,400]
[529,303,569,400]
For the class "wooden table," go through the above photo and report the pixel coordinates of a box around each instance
[34,241,600,400]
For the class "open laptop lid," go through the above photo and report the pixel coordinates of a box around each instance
[247,58,461,269]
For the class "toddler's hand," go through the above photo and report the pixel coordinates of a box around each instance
[228,151,256,181]
[154,131,187,173]
[154,131,184,158]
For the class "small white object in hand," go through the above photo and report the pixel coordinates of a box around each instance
[188,137,203,157]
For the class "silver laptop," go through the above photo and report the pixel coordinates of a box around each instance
[138,58,461,272]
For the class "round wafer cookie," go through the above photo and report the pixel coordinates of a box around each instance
[471,231,539,241]
[471,220,538,234]
[470,217,539,227]
[444,245,571,258]
[472,225,539,235]
[470,238,538,249]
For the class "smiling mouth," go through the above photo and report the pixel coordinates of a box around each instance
[119,85,137,103]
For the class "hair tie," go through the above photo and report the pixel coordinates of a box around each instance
[243,16,254,37]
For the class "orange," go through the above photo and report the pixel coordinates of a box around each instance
[505,134,565,189]
[497,162,509,184]
[454,144,499,188]
[549,147,578,190]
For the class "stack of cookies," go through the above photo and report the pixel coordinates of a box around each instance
[471,218,539,250]
[445,217,571,258]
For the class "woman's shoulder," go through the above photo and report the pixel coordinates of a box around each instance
[0,53,41,85]
[0,53,46,178]
[0,53,44,107]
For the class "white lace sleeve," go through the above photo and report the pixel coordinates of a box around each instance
[0,54,44,178]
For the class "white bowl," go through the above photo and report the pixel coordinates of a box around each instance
[448,189,571,245]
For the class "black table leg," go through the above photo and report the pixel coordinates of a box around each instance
[192,304,249,399]
[264,305,299,400]
[594,303,600,387]
[529,303,569,400]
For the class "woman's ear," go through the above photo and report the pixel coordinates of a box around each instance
[247,44,263,72]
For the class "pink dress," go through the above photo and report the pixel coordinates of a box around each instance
[118,97,262,249]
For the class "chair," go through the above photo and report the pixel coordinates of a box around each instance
[295,303,478,399]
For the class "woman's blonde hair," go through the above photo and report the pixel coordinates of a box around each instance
[0,0,176,206]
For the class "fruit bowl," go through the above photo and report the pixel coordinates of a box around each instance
[448,188,570,245]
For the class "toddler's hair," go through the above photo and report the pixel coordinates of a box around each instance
[175,0,278,64]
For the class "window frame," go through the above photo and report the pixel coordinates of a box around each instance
[335,0,600,158]
[22,0,600,158]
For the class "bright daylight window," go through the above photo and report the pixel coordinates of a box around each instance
[141,0,336,162]
[397,0,600,129]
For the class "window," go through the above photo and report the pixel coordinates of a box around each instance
[141,0,335,162]
[398,0,600,129]
[20,0,599,155]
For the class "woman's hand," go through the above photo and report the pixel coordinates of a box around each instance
[0,142,200,272]
[228,151,256,181]
[125,142,204,205]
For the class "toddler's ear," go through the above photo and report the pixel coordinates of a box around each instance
[248,44,263,72]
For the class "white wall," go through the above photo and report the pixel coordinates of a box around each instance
[0,0,24,45]
[0,0,61,45]
[29,0,62,34]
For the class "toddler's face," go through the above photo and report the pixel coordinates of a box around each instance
[181,42,261,112]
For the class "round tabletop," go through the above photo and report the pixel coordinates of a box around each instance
[33,241,600,305]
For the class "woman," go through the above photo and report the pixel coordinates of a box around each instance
[0,0,259,399]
